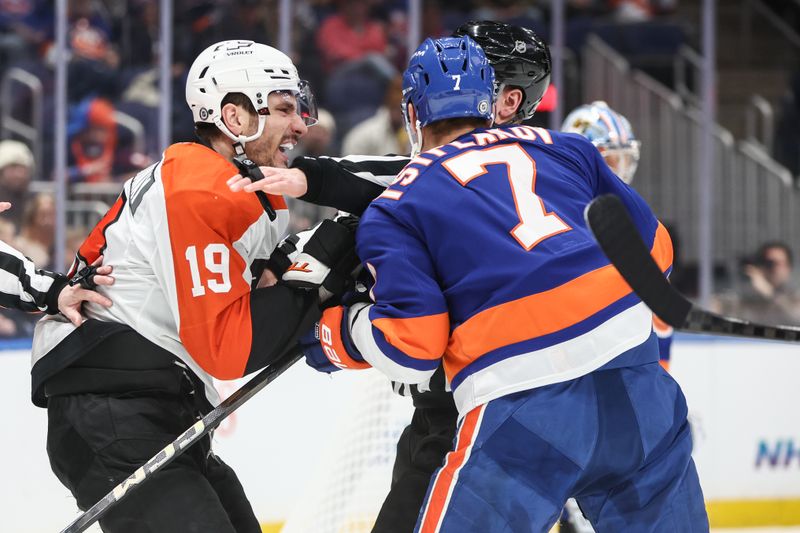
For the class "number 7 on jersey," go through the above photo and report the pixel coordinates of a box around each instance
[442,143,571,250]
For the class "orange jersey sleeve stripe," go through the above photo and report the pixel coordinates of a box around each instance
[75,193,126,271]
[445,224,673,379]
[372,312,450,361]
[418,404,485,533]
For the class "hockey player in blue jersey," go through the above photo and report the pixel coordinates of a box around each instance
[303,36,709,532]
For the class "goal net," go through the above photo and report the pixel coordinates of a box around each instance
[281,370,414,533]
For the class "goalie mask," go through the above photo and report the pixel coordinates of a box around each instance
[562,101,641,184]
[186,40,318,148]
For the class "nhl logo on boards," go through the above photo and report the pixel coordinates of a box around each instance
[199,108,209,120]
[478,100,489,114]
[515,40,527,53]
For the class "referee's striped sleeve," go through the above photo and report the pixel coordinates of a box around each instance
[0,240,67,314]
[293,154,410,215]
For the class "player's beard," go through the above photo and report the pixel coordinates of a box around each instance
[243,133,277,168]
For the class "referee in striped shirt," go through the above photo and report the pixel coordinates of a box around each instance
[0,201,114,325]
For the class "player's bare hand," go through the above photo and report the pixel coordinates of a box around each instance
[0,201,12,213]
[227,167,308,197]
[58,256,115,326]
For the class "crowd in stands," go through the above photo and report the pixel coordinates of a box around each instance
[712,241,800,327]
[0,0,683,186]
[2,0,800,338]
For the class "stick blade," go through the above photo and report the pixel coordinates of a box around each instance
[585,194,691,328]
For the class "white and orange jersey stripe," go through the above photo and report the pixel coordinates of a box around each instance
[32,142,289,404]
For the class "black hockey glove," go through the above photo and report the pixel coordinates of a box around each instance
[265,232,303,277]
[282,214,360,299]
[69,264,101,290]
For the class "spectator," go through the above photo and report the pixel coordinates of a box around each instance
[13,193,55,270]
[115,0,159,68]
[68,97,117,182]
[316,0,387,74]
[64,0,119,102]
[0,140,35,229]
[609,0,654,22]
[714,241,800,326]
[342,75,407,156]
[0,0,52,67]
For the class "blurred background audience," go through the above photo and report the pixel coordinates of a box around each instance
[713,242,800,326]
[0,0,798,338]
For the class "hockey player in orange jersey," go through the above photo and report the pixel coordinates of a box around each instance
[31,40,356,533]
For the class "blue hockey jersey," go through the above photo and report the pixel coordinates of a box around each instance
[347,125,673,416]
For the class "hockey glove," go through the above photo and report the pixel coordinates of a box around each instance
[298,323,341,373]
[69,264,101,289]
[265,228,314,277]
[282,215,360,298]
[302,305,371,372]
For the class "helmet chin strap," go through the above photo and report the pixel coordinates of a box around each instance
[214,114,267,156]
[413,119,424,157]
[403,107,424,158]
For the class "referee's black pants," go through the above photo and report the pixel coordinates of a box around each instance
[372,400,459,533]
[46,390,261,533]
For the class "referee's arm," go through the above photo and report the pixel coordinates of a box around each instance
[293,154,410,215]
[0,240,68,314]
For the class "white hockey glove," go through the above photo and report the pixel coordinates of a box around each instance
[282,214,360,299]
[265,227,315,278]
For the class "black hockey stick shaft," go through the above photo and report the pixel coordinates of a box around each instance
[585,194,800,342]
[60,349,303,533]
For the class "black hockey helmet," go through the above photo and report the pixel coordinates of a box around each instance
[453,20,551,123]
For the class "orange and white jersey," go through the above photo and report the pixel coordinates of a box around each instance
[32,143,291,405]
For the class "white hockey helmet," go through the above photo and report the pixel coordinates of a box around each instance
[186,40,318,146]
[561,100,640,184]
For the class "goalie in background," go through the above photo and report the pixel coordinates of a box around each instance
[562,100,674,370]
[301,35,708,532]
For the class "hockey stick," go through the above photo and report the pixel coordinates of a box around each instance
[60,348,304,533]
[585,194,800,342]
